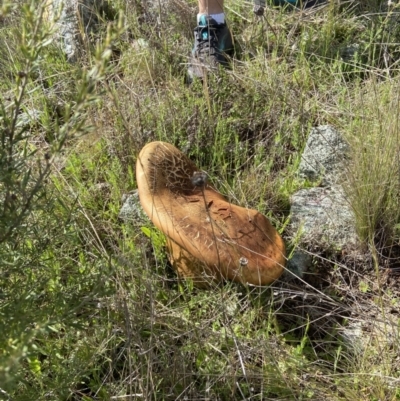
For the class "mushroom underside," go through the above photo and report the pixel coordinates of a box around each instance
[136,141,286,286]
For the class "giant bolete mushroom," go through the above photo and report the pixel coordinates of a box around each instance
[136,141,286,286]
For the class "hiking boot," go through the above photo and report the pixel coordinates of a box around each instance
[187,15,234,82]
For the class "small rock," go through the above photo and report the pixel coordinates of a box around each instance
[341,313,400,354]
[16,108,42,128]
[131,38,149,52]
[340,43,360,62]
[341,321,364,353]
[285,250,312,279]
[119,190,149,225]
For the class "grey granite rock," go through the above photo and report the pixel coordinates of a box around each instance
[290,125,358,250]
[16,108,42,128]
[298,125,349,186]
[119,190,149,225]
[290,185,357,249]
[341,312,400,354]
[285,250,313,280]
[49,0,105,61]
[340,43,360,62]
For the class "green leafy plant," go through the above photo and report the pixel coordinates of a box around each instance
[0,0,125,395]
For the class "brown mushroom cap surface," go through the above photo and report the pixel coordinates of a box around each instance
[136,141,286,286]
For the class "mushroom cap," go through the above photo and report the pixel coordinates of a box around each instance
[136,141,286,286]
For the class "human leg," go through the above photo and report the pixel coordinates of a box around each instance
[198,0,224,17]
[187,0,233,81]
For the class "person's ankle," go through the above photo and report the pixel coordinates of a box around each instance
[197,13,225,25]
